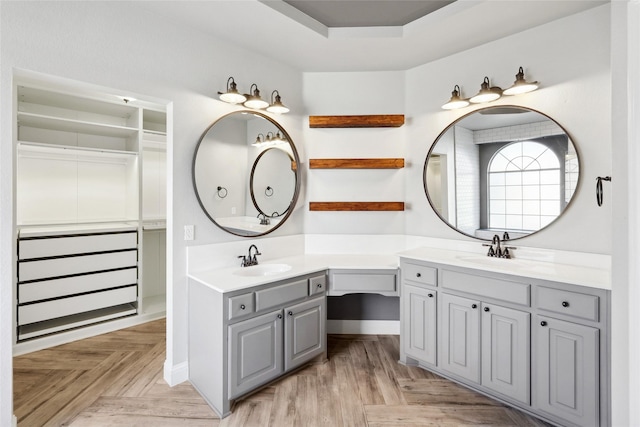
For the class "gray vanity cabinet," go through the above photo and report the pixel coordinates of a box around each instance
[284,296,326,371]
[402,284,437,365]
[535,315,599,427]
[440,293,481,383]
[481,303,530,405]
[228,310,283,399]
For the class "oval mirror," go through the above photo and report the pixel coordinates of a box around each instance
[193,110,300,237]
[424,105,579,240]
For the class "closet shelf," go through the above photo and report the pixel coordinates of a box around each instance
[18,112,139,138]
[309,158,404,169]
[18,141,138,157]
[309,202,405,211]
[308,114,404,128]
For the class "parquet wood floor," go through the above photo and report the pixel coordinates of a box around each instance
[13,319,552,426]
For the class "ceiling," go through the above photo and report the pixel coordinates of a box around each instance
[137,1,607,72]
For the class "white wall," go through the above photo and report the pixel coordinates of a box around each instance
[405,5,611,254]
[0,2,304,422]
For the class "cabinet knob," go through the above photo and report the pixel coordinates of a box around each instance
[471,304,477,309]
[288,311,293,316]
[416,273,422,278]
[277,314,283,319]
[240,304,246,310]
[317,283,323,288]
[428,293,433,298]
[562,301,570,308]
[484,307,490,312]
[541,321,548,326]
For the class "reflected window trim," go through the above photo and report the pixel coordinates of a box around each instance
[423,105,581,241]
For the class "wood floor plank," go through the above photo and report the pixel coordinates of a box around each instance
[14,320,551,427]
[315,359,344,427]
[398,378,502,406]
[365,404,517,425]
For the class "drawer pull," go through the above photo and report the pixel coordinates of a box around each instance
[471,304,477,309]
[288,311,293,316]
[428,293,433,298]
[484,307,490,312]
[416,273,422,278]
[240,304,246,310]
[277,314,283,319]
[317,283,323,288]
[562,301,570,308]
[541,321,548,326]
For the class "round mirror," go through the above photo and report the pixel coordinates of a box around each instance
[424,105,579,240]
[193,110,300,237]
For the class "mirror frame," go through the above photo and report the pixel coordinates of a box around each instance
[249,147,296,219]
[192,110,301,237]
[423,105,581,241]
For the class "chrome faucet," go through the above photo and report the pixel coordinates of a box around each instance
[238,244,261,267]
[483,234,516,259]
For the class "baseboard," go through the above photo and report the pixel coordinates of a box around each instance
[12,415,17,427]
[327,320,399,335]
[164,359,189,387]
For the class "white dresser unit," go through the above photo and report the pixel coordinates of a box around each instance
[14,75,167,348]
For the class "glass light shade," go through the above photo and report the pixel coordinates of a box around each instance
[469,77,502,104]
[218,77,247,104]
[243,84,269,109]
[503,67,539,96]
[266,91,290,114]
[442,85,469,110]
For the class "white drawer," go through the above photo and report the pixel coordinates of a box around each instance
[402,262,437,287]
[330,270,397,296]
[19,232,137,260]
[255,279,308,312]
[441,269,530,306]
[18,250,137,282]
[18,285,137,325]
[536,286,599,321]
[18,268,137,303]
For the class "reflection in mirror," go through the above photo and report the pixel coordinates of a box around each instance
[250,147,296,219]
[193,111,300,237]
[424,106,579,241]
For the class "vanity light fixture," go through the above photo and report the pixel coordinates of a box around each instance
[469,77,503,104]
[266,90,290,114]
[503,67,539,96]
[252,133,265,147]
[243,84,270,110]
[218,77,247,104]
[441,85,470,110]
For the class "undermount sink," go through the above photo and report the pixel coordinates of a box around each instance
[233,263,292,277]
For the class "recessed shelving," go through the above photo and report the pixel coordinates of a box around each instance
[309,114,404,128]
[309,158,404,169]
[309,202,405,211]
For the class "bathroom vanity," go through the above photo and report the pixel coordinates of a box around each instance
[398,247,610,427]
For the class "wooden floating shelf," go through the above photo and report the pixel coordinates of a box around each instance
[309,158,404,169]
[309,202,405,212]
[308,114,405,128]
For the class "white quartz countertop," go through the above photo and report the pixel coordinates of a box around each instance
[398,247,611,290]
[187,254,399,294]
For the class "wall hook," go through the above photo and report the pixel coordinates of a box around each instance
[217,186,228,199]
[596,176,611,207]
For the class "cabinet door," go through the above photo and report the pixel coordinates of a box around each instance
[440,293,480,383]
[284,295,326,371]
[228,310,283,399]
[535,315,599,427]
[402,284,437,365]
[481,303,530,404]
